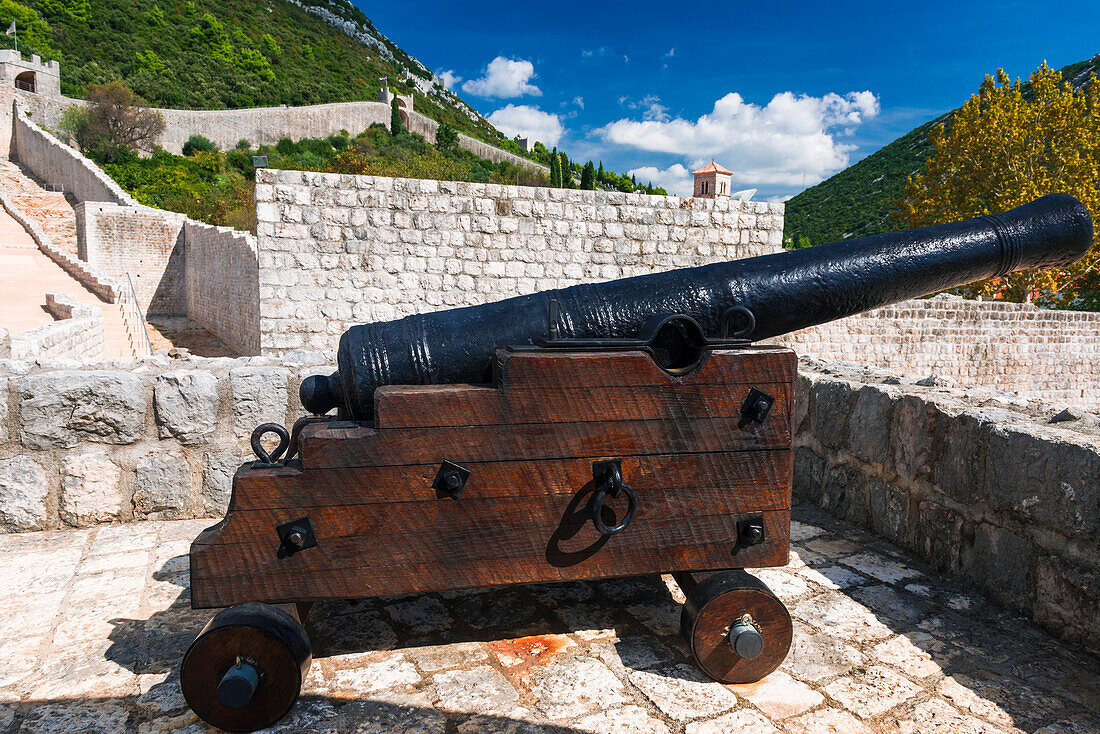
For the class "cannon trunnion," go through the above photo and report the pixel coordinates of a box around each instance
[184,341,797,730]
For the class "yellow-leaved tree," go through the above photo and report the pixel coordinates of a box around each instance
[897,62,1100,306]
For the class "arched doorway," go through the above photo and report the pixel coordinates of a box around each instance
[14,71,35,93]
[396,97,411,129]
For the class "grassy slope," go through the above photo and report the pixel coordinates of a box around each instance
[784,54,1100,246]
[8,0,505,144]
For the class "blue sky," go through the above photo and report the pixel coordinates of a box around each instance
[358,1,1099,200]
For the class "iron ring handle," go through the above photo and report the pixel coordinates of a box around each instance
[592,465,638,536]
[251,423,290,465]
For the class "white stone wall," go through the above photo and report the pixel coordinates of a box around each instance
[0,352,332,533]
[185,221,260,356]
[9,294,105,361]
[773,294,1100,408]
[254,168,786,354]
[76,202,187,315]
[10,103,136,205]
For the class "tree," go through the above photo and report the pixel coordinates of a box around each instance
[898,62,1100,306]
[580,161,595,190]
[549,147,561,187]
[435,123,458,152]
[560,153,573,187]
[0,0,56,58]
[182,134,217,156]
[390,98,405,136]
[80,82,165,161]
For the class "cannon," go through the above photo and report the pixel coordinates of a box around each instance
[183,194,1091,731]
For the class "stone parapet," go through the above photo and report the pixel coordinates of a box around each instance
[9,294,105,361]
[0,351,331,533]
[255,169,785,354]
[793,358,1100,655]
[773,293,1100,409]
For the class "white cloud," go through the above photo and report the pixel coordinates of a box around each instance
[628,164,693,196]
[437,70,461,91]
[462,57,541,98]
[488,105,563,147]
[573,96,584,109]
[664,48,675,59]
[598,90,881,187]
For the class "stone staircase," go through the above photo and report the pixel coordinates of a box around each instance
[0,159,136,359]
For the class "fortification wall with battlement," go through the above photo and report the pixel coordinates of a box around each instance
[254,168,786,354]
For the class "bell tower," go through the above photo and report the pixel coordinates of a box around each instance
[692,162,732,199]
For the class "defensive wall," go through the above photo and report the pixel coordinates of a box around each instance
[8,294,104,362]
[0,352,1095,656]
[254,168,786,353]
[772,296,1100,408]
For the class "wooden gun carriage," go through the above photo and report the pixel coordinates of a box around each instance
[180,195,1092,731]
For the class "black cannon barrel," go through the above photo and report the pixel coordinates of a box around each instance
[301,193,1093,419]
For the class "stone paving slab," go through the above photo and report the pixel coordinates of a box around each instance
[0,505,1097,733]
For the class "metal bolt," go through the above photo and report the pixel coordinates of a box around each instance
[444,472,462,491]
[729,614,764,659]
[755,398,770,416]
[743,524,765,545]
[286,529,305,548]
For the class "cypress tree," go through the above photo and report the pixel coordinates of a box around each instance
[580,161,595,190]
[549,148,561,187]
[390,98,405,136]
[560,153,573,187]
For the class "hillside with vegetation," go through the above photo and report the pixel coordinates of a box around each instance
[1,0,506,146]
[784,53,1100,247]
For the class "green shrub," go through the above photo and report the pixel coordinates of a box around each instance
[182,134,217,156]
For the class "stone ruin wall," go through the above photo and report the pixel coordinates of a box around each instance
[254,168,785,354]
[0,352,1096,655]
[774,296,1100,409]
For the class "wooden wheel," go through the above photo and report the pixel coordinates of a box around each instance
[181,602,312,732]
[678,570,792,684]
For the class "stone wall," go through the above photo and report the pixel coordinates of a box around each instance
[9,294,105,361]
[185,221,261,356]
[773,294,1100,409]
[793,359,1100,655]
[75,202,187,316]
[10,103,135,205]
[0,352,331,533]
[255,168,785,353]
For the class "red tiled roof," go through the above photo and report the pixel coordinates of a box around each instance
[692,162,732,175]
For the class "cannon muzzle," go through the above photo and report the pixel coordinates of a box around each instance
[302,193,1093,419]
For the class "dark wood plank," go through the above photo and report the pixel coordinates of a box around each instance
[495,348,797,391]
[301,413,790,470]
[374,381,792,429]
[190,510,790,608]
[229,450,792,511]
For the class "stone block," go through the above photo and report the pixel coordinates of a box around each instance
[792,447,827,503]
[914,500,962,572]
[869,479,912,548]
[133,452,192,519]
[20,371,146,449]
[202,451,245,516]
[932,406,987,504]
[848,384,898,468]
[60,452,122,526]
[230,366,289,437]
[821,463,871,527]
[809,379,855,450]
[983,422,1100,536]
[959,522,1033,612]
[154,370,219,444]
[0,377,8,443]
[1034,554,1100,654]
[0,456,48,531]
[890,394,937,480]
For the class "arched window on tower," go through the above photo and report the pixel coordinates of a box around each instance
[14,71,36,93]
